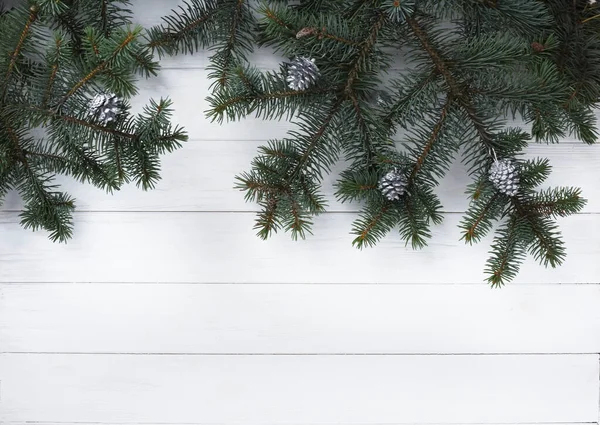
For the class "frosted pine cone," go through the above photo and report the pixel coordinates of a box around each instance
[88,92,124,125]
[489,159,520,196]
[286,57,320,91]
[378,168,408,201]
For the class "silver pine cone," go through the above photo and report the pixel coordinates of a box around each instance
[88,92,124,125]
[489,159,520,196]
[378,168,408,201]
[286,57,320,91]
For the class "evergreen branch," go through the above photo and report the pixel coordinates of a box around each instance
[286,198,312,240]
[1,5,38,99]
[43,35,66,107]
[25,104,138,140]
[406,18,460,96]
[352,203,396,248]
[485,216,524,287]
[215,0,246,89]
[263,5,295,32]
[344,12,386,94]
[349,94,374,162]
[302,27,358,46]
[113,139,125,181]
[409,96,452,180]
[255,196,281,239]
[400,196,430,249]
[462,193,500,244]
[406,17,494,146]
[24,149,66,163]
[212,86,332,115]
[357,205,389,245]
[514,198,565,268]
[522,187,586,218]
[383,70,438,127]
[147,4,215,51]
[288,99,344,181]
[5,123,28,166]
[57,29,137,106]
[43,64,59,106]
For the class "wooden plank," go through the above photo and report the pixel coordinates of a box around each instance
[0,354,597,424]
[1,141,598,213]
[0,212,598,284]
[2,284,599,354]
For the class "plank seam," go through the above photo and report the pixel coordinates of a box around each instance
[1,281,599,286]
[2,352,599,356]
[0,418,596,423]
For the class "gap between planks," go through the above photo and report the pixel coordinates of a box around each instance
[1,281,598,285]
[4,419,588,424]
[1,352,599,356]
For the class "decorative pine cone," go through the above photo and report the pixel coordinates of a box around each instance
[378,168,408,201]
[489,159,520,196]
[286,56,320,91]
[88,92,124,125]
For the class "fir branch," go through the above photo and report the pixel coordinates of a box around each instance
[344,12,386,94]
[485,216,524,287]
[462,193,500,244]
[255,196,281,239]
[25,104,138,140]
[147,5,215,52]
[263,5,294,32]
[302,27,358,46]
[56,28,137,107]
[288,99,344,181]
[348,94,374,162]
[24,149,65,163]
[42,35,65,107]
[514,198,565,268]
[215,0,246,89]
[5,123,28,166]
[212,86,332,116]
[400,197,430,249]
[406,17,494,146]
[352,204,393,248]
[409,96,452,180]
[43,64,59,106]
[1,5,38,99]
[523,187,585,218]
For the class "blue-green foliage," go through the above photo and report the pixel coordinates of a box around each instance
[108,0,600,283]
[0,0,187,242]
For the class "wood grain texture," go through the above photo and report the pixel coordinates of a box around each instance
[0,354,597,424]
[1,0,599,422]
[0,212,598,284]
[1,283,599,354]
[1,142,598,213]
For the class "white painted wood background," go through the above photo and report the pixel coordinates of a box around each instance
[1,1,600,424]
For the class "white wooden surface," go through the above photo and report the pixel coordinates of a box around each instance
[1,354,598,424]
[2,284,600,354]
[1,1,600,424]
